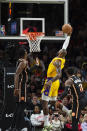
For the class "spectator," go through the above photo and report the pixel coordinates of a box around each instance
[81,114,87,131]
[62,96,70,110]
[27,96,41,111]
[64,115,72,131]
[30,105,44,131]
[51,113,64,131]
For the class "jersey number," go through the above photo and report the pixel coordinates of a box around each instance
[79,84,83,92]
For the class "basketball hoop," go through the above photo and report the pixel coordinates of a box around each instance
[25,32,44,52]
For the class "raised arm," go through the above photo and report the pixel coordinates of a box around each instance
[62,23,72,50]
[62,36,71,50]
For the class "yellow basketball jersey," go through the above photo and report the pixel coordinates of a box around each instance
[47,57,65,77]
[41,57,65,97]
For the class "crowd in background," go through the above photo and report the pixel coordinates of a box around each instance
[0,0,87,130]
[1,38,87,130]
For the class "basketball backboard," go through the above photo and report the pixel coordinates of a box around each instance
[20,18,45,36]
[0,0,68,40]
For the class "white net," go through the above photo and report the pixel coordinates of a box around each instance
[26,32,44,52]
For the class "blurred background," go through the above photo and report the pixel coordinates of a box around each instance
[0,0,87,130]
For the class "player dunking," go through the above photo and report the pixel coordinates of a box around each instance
[59,67,87,131]
[41,24,72,130]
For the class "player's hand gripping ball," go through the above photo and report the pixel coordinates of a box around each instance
[62,24,72,35]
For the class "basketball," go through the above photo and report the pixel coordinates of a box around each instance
[62,24,72,34]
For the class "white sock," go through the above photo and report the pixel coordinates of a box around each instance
[44,115,50,126]
[62,105,70,115]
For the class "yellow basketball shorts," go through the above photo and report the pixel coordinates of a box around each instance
[41,77,60,97]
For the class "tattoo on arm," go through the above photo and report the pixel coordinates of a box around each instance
[53,60,61,68]
[51,67,62,82]
[57,67,61,74]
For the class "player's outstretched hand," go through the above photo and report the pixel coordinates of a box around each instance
[62,24,72,36]
[67,29,72,36]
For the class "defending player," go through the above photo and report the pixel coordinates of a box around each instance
[10,48,40,130]
[41,24,72,130]
[59,67,87,131]
[10,48,28,130]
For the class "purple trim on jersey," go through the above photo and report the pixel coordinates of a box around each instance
[44,77,52,96]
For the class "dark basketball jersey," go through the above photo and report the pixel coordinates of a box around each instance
[70,75,84,101]
[16,59,28,101]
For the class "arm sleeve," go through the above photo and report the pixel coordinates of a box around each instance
[62,36,70,49]
[59,86,70,99]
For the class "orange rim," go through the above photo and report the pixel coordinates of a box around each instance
[26,32,44,41]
